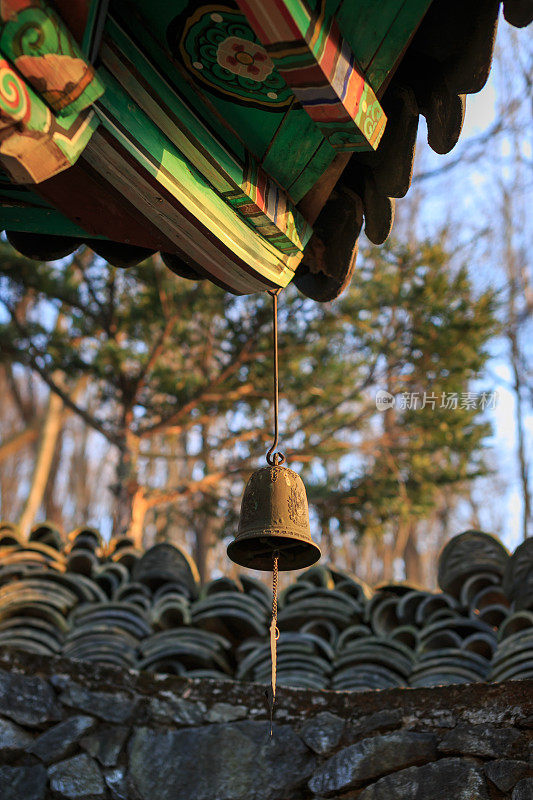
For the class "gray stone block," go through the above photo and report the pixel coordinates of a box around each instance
[357,758,489,800]
[104,766,129,800]
[347,709,403,740]
[48,753,105,798]
[29,715,96,764]
[513,777,533,800]
[204,703,248,723]
[300,712,345,755]
[148,695,206,726]
[81,725,129,766]
[0,765,47,800]
[308,731,437,795]
[60,682,136,724]
[129,721,315,800]
[485,759,529,792]
[0,716,34,756]
[0,669,60,727]
[439,724,521,758]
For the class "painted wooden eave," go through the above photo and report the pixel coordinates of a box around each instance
[236,0,387,152]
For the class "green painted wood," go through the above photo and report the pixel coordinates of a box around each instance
[238,0,386,151]
[96,70,236,209]
[122,0,289,162]
[0,204,103,237]
[307,0,343,15]
[0,176,52,208]
[0,0,104,117]
[105,17,243,190]
[337,0,405,72]
[366,0,432,90]
[261,105,324,195]
[102,19,311,254]
[279,0,310,32]
[0,187,50,207]
[288,139,337,203]
[96,73,302,279]
[85,122,299,291]
[110,0,246,162]
[81,0,103,56]
[110,0,368,200]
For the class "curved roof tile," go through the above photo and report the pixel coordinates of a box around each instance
[0,524,531,690]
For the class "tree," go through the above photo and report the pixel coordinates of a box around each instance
[0,230,497,584]
[0,247,379,579]
[406,22,532,548]
[305,237,498,584]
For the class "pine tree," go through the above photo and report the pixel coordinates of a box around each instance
[0,233,498,583]
[308,237,498,582]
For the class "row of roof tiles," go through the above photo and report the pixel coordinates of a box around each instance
[0,522,531,691]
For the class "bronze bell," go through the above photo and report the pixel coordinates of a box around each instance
[227,465,321,571]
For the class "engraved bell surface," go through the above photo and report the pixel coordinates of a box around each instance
[227,465,321,571]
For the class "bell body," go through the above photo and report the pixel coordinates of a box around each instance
[227,466,321,571]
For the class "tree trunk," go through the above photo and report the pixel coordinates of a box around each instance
[129,486,149,549]
[501,186,532,540]
[0,427,39,464]
[404,527,423,586]
[112,413,140,536]
[43,427,64,525]
[194,516,216,586]
[509,327,532,540]
[112,443,138,538]
[357,535,375,586]
[18,389,64,536]
[192,422,218,585]
[381,532,394,582]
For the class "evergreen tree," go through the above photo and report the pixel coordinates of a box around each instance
[308,238,498,581]
[0,233,497,583]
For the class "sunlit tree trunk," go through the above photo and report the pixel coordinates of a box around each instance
[18,388,63,536]
[194,516,217,587]
[502,187,532,541]
[0,427,39,464]
[129,486,149,549]
[112,436,138,538]
[43,427,64,525]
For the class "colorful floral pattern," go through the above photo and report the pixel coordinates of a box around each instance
[217,36,273,82]
[172,3,292,110]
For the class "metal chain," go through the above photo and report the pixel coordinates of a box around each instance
[269,552,280,737]
[266,290,285,467]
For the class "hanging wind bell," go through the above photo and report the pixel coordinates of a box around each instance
[227,289,321,732]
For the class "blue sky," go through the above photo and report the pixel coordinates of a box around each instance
[401,20,532,550]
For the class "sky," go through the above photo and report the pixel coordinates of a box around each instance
[402,19,532,551]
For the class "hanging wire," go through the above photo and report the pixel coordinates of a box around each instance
[269,551,280,737]
[266,290,282,736]
[266,289,285,467]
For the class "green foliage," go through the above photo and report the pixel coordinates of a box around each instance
[0,233,498,551]
[313,238,499,540]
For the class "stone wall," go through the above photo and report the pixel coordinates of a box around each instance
[0,649,531,800]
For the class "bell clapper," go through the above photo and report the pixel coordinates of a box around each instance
[269,550,280,737]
